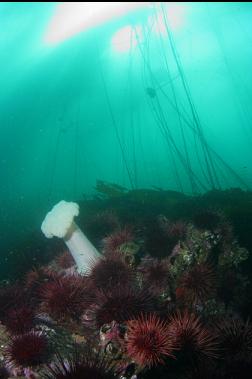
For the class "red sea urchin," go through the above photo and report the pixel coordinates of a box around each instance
[56,251,75,270]
[126,314,176,367]
[24,266,58,306]
[3,306,35,335]
[40,274,93,322]
[159,220,188,244]
[176,263,216,305]
[25,267,56,289]
[43,349,115,379]
[138,256,171,295]
[5,331,49,369]
[102,227,134,255]
[168,311,218,361]
[0,284,27,321]
[83,285,157,329]
[88,254,135,291]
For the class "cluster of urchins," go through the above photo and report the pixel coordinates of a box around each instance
[0,210,251,379]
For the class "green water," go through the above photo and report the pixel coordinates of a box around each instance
[0,2,252,271]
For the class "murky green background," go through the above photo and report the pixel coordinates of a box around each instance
[0,2,251,271]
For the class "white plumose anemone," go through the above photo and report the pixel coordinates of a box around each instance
[41,200,101,274]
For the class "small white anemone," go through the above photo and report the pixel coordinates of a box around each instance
[41,200,101,274]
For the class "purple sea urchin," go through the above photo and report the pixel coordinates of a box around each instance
[83,285,157,329]
[5,331,49,368]
[83,210,120,242]
[193,210,221,231]
[216,318,252,363]
[40,274,92,322]
[0,365,9,379]
[43,349,115,379]
[167,221,188,242]
[88,254,134,291]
